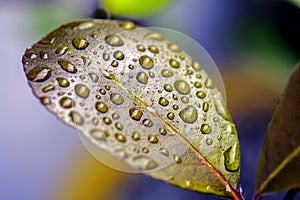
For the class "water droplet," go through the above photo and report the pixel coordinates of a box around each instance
[186,69,193,75]
[159,127,167,135]
[110,93,124,105]
[174,155,182,164]
[88,73,99,82]
[148,71,155,78]
[77,21,94,30]
[181,96,189,104]
[164,84,173,92]
[160,148,169,156]
[59,97,74,108]
[113,50,124,60]
[103,117,112,125]
[161,69,173,77]
[111,60,119,67]
[192,60,202,71]
[27,66,51,82]
[115,133,126,143]
[128,64,134,70]
[42,85,55,92]
[115,122,123,130]
[194,81,202,88]
[95,101,108,113]
[142,119,153,127]
[145,32,163,40]
[132,132,141,141]
[167,112,175,120]
[202,102,209,112]
[169,59,180,69]
[136,71,148,84]
[206,138,213,145]
[105,34,124,46]
[223,143,240,172]
[40,96,51,105]
[205,78,215,88]
[99,89,106,95]
[168,43,181,52]
[72,37,89,50]
[75,84,90,98]
[196,91,206,99]
[174,80,190,95]
[133,156,158,170]
[69,111,84,125]
[129,108,143,121]
[159,97,169,106]
[139,55,154,69]
[173,94,178,100]
[101,70,115,79]
[148,135,159,144]
[214,99,232,121]
[58,60,77,73]
[148,45,159,53]
[137,44,146,52]
[172,104,179,110]
[201,124,211,134]
[119,21,136,30]
[179,105,198,124]
[103,53,110,61]
[90,129,108,141]
[142,147,150,153]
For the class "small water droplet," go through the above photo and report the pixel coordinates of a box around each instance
[103,117,112,125]
[206,138,213,145]
[161,69,173,77]
[136,72,148,84]
[59,97,74,108]
[112,113,120,119]
[142,147,150,153]
[174,155,182,164]
[160,148,169,156]
[69,111,84,125]
[148,45,159,53]
[132,131,141,141]
[58,60,77,73]
[72,37,89,50]
[40,96,51,105]
[27,66,51,82]
[110,93,124,105]
[201,124,211,134]
[223,143,240,172]
[77,21,94,30]
[172,94,178,100]
[172,104,179,110]
[205,78,215,88]
[181,96,189,104]
[159,127,167,135]
[192,60,202,71]
[174,80,190,95]
[105,34,124,46]
[194,81,202,88]
[145,32,163,40]
[95,101,108,113]
[179,105,198,123]
[75,84,90,98]
[159,97,169,106]
[115,122,123,130]
[119,21,136,30]
[42,85,55,92]
[128,64,134,70]
[137,44,146,52]
[196,91,206,99]
[168,43,181,52]
[164,84,173,92]
[202,102,209,112]
[99,89,106,95]
[167,112,175,120]
[148,71,155,78]
[148,135,159,144]
[169,59,180,69]
[129,108,143,121]
[139,55,154,69]
[111,60,119,67]
[88,73,99,83]
[142,119,153,127]
[133,156,158,170]
[113,50,124,60]
[115,133,126,143]
[103,53,110,61]
[90,129,108,141]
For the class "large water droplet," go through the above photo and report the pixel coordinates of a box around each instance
[59,97,74,108]
[133,156,158,170]
[95,101,108,113]
[110,93,124,105]
[27,66,51,82]
[105,34,124,46]
[129,108,143,121]
[75,84,90,98]
[72,37,89,50]
[58,60,77,73]
[174,80,190,95]
[139,55,154,69]
[169,59,180,69]
[136,71,148,84]
[223,143,240,172]
[179,105,198,123]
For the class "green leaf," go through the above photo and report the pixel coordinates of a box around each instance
[22,19,242,199]
[102,0,174,18]
[255,62,300,196]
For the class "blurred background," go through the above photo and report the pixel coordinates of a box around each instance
[0,0,299,200]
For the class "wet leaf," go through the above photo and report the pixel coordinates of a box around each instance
[22,19,242,199]
[256,63,300,195]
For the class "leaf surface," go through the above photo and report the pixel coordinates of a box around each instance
[256,63,300,195]
[22,19,242,199]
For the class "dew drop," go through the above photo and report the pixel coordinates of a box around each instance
[128,64,134,70]
[40,96,51,105]
[132,131,141,141]
[115,122,123,130]
[137,44,146,52]
[167,112,175,120]
[145,32,163,40]
[148,45,159,53]
[90,129,108,141]
[196,91,206,99]
[103,117,112,125]
[75,84,90,98]
[88,72,99,83]
[201,124,211,134]
[105,34,124,46]
[99,89,106,95]
[202,102,209,112]
[55,46,69,55]
[77,21,94,30]
[95,101,108,113]
[136,71,148,84]
[169,59,180,69]
[103,53,110,61]
[173,94,178,100]
[192,60,202,71]
[72,37,89,50]
[142,147,150,153]
[42,85,55,93]
[110,93,124,105]
[59,97,74,108]
[164,84,173,92]
[69,111,84,125]
[133,156,158,170]
[115,133,126,143]
[129,108,143,121]
[142,119,153,127]
[139,55,154,69]
[27,66,51,82]
[148,71,155,78]
[206,138,213,145]
[194,81,202,88]
[160,148,169,156]
[148,135,159,144]
[159,97,169,106]
[112,113,120,119]
[172,104,179,110]
[168,43,181,52]
[174,80,190,95]
[58,60,77,73]
[159,127,167,135]
[179,105,198,124]
[113,50,124,60]
[223,143,240,172]
[174,155,182,164]
[161,69,173,77]
[119,21,136,30]
[181,96,189,104]
[111,60,119,67]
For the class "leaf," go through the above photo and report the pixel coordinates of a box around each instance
[255,62,300,196]
[22,19,242,199]
[102,0,174,18]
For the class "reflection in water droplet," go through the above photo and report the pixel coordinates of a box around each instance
[119,21,136,30]
[105,34,124,46]
[174,80,190,95]
[148,45,159,53]
[169,59,180,69]
[179,105,198,124]
[27,66,51,82]
[161,69,173,77]
[75,84,90,98]
[129,108,143,121]
[201,124,211,134]
[57,77,70,87]
[59,97,74,108]
[113,50,125,60]
[115,133,127,143]
[139,55,154,69]
[223,143,240,172]
[90,129,108,141]
[136,72,148,84]
[192,60,202,71]
[133,156,158,170]
[58,60,77,73]
[196,91,206,99]
[95,101,108,113]
[148,135,159,144]
[72,37,89,50]
[110,93,124,105]
[69,111,84,125]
